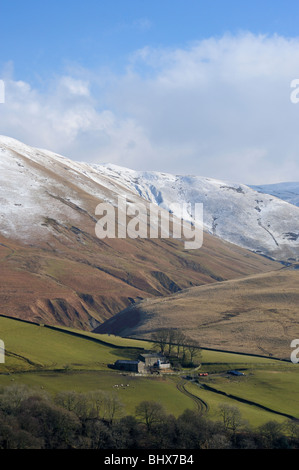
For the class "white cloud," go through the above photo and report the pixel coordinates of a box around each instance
[59,76,90,97]
[1,32,299,184]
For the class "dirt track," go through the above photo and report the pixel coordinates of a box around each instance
[176,379,209,414]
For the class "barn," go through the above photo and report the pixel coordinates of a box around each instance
[114,359,145,373]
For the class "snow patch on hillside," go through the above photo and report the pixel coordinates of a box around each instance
[1,136,299,262]
[93,163,299,262]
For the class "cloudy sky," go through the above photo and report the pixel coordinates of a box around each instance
[1,0,299,184]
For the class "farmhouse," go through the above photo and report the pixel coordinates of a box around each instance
[113,352,171,373]
[138,353,170,370]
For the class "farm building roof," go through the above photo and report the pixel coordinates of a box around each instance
[115,360,139,364]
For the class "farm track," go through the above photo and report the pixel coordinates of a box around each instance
[5,350,41,367]
[176,379,209,414]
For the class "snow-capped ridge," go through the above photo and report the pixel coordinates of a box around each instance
[91,162,299,262]
[0,135,299,262]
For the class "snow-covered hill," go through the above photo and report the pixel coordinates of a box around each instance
[0,136,299,262]
[250,182,299,207]
[0,136,144,244]
[2,136,280,328]
[95,164,299,262]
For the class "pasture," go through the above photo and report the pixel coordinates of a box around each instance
[1,315,298,426]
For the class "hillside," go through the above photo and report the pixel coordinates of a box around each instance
[94,268,299,359]
[0,136,278,329]
[2,315,298,428]
[95,164,299,262]
[250,182,299,207]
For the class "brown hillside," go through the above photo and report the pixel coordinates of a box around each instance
[0,229,278,330]
[94,268,299,358]
[0,138,279,330]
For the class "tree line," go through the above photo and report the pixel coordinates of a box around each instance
[151,329,201,366]
[0,384,298,449]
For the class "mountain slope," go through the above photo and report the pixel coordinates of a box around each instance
[94,268,299,359]
[95,164,299,263]
[250,182,299,208]
[0,136,278,329]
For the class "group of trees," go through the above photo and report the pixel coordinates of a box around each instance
[0,384,298,449]
[151,328,201,366]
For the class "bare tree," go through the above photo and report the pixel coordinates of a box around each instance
[173,330,187,358]
[258,421,285,448]
[151,329,169,355]
[86,390,106,419]
[102,393,124,425]
[186,338,201,365]
[54,391,79,413]
[167,329,177,356]
[135,401,166,432]
[218,404,243,434]
[286,420,299,439]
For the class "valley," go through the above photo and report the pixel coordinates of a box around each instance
[0,136,299,448]
[0,136,280,331]
[0,314,298,429]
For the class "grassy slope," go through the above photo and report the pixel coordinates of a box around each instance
[1,316,299,426]
[0,318,122,372]
[205,368,299,419]
[0,212,279,331]
[185,382,288,426]
[0,316,194,416]
[96,268,299,359]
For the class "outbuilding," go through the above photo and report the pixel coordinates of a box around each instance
[228,370,245,376]
[114,360,145,373]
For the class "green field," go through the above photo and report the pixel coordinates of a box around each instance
[0,317,140,372]
[0,316,195,416]
[200,368,299,419]
[185,381,288,426]
[0,315,298,426]
[0,371,194,417]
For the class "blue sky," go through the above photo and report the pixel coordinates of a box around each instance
[1,0,299,183]
[2,0,298,84]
